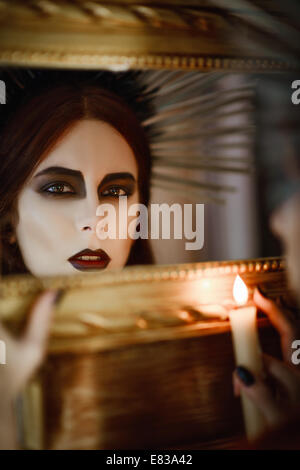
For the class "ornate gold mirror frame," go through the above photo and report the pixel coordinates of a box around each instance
[0,0,298,71]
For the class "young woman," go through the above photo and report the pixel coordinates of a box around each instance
[0,69,154,277]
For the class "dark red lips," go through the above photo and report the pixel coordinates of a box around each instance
[68,248,111,271]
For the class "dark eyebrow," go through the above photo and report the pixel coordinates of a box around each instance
[100,172,136,185]
[34,166,83,179]
[34,167,136,185]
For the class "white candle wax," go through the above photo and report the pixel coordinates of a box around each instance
[229,304,266,440]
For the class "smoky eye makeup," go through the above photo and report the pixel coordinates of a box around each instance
[31,167,137,199]
[98,172,137,200]
[32,166,86,198]
[38,180,77,196]
[33,177,85,198]
[99,182,136,199]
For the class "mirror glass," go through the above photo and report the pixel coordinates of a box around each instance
[0,67,294,276]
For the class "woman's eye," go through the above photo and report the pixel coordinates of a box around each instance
[42,182,75,195]
[102,187,129,197]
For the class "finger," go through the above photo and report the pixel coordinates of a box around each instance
[234,366,285,427]
[254,288,296,363]
[14,290,59,391]
[254,287,293,336]
[22,290,58,349]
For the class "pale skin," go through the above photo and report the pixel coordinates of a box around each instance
[16,119,139,276]
[0,119,140,448]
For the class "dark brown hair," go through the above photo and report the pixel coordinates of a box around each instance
[0,77,154,274]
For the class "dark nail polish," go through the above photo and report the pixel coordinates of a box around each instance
[53,289,65,306]
[236,366,255,386]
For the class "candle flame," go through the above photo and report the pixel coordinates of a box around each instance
[233,275,248,305]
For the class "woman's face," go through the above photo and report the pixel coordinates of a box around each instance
[270,191,300,300]
[16,119,139,276]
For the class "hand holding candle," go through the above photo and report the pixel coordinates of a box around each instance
[229,275,267,440]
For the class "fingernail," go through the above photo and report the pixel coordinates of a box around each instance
[235,366,255,386]
[53,289,65,306]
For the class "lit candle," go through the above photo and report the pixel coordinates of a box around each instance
[229,275,266,440]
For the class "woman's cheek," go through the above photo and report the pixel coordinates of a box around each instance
[16,190,139,274]
[16,191,75,275]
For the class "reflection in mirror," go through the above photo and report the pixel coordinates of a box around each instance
[1,1,300,451]
[0,68,270,276]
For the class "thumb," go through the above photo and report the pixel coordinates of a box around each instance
[234,366,285,428]
[22,290,60,349]
[253,287,297,363]
[14,289,61,391]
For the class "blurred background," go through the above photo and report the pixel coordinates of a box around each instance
[150,72,279,265]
